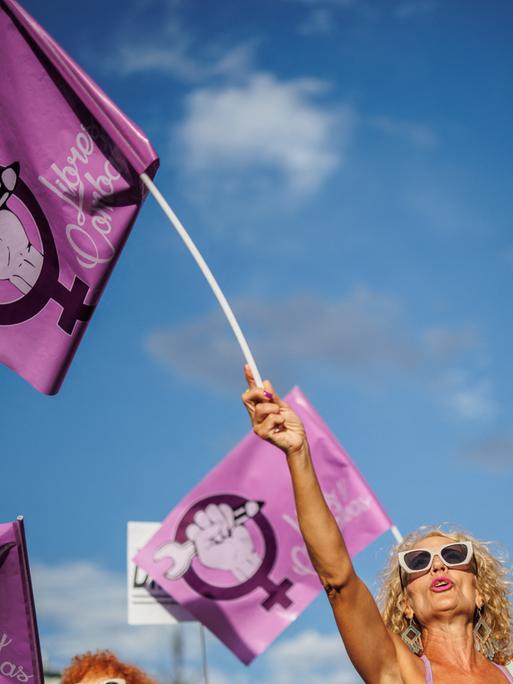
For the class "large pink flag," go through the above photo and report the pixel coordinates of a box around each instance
[0,0,159,394]
[135,388,392,664]
[0,518,43,684]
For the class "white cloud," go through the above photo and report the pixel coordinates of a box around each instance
[209,670,250,684]
[437,371,496,421]
[32,561,171,669]
[209,631,359,684]
[145,289,479,400]
[266,630,359,684]
[175,73,349,195]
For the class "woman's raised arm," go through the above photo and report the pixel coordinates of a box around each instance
[241,366,404,683]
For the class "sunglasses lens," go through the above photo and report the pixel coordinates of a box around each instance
[441,543,468,565]
[403,549,432,572]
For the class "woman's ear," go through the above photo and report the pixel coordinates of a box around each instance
[475,589,484,611]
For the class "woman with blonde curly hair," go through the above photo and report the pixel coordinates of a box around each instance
[242,366,513,683]
[60,651,158,684]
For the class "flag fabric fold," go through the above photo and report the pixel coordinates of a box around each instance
[0,517,43,684]
[0,0,159,394]
[135,387,392,664]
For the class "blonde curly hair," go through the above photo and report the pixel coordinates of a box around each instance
[377,526,513,665]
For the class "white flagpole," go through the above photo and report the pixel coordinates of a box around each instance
[140,173,263,388]
[390,525,403,544]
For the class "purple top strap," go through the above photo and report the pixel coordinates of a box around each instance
[421,655,513,683]
[420,655,434,684]
[495,663,513,683]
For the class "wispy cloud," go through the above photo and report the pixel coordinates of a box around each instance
[112,38,256,82]
[288,0,436,22]
[107,28,255,83]
[91,1,256,83]
[365,115,437,148]
[436,371,496,421]
[145,288,482,412]
[175,74,349,195]
[422,326,478,361]
[298,8,335,35]
[465,432,513,470]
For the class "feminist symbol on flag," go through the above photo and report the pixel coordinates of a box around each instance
[154,494,294,611]
[0,162,94,334]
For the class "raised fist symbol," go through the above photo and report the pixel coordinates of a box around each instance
[186,503,261,582]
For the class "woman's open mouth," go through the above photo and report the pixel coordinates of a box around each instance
[431,576,454,592]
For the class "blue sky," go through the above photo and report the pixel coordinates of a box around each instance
[1,0,513,681]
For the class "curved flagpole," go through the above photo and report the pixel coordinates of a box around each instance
[140,173,263,388]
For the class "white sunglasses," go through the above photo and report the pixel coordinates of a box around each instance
[398,541,474,575]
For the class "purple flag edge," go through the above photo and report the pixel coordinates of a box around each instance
[2,0,159,181]
[14,518,44,684]
[0,518,45,684]
[288,386,393,528]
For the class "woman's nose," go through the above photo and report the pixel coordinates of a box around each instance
[432,554,446,571]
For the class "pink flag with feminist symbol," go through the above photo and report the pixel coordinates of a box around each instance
[0,518,43,684]
[135,387,392,664]
[0,0,159,394]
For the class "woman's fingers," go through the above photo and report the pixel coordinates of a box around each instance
[242,367,294,445]
[254,401,280,422]
[253,412,285,438]
[244,364,257,389]
[243,366,282,404]
[241,386,270,412]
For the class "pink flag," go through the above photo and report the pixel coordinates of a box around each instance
[135,387,392,664]
[0,518,43,684]
[0,0,159,394]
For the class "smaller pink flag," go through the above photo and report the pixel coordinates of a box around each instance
[0,517,43,684]
[135,387,392,664]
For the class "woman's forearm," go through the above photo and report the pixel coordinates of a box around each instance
[286,441,355,589]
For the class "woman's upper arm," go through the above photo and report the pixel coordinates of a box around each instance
[326,573,403,683]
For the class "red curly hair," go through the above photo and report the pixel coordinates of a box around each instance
[60,651,158,684]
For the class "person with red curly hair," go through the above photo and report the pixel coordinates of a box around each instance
[60,651,158,684]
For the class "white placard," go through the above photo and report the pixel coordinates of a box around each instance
[127,521,195,624]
